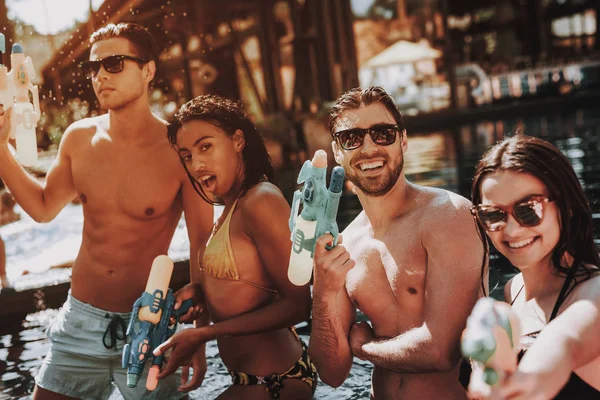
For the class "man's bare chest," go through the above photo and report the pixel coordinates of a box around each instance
[345,238,427,311]
[70,147,182,219]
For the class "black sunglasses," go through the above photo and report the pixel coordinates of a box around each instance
[333,124,400,150]
[471,195,554,232]
[80,55,147,79]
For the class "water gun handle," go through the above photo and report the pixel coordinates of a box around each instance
[146,297,195,391]
[173,298,194,318]
[321,166,344,250]
[154,297,194,361]
[322,197,340,250]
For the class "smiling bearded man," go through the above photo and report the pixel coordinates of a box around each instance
[308,86,487,400]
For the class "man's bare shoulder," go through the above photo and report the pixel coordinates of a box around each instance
[67,114,106,132]
[57,116,104,152]
[411,186,473,228]
[414,185,471,210]
[341,210,369,243]
[407,186,482,262]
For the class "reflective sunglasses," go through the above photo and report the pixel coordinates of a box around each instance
[471,195,554,232]
[80,55,147,79]
[333,124,400,150]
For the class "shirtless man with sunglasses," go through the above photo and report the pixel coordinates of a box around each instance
[0,23,213,400]
[309,86,486,399]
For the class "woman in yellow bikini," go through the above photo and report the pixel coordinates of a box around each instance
[154,94,317,399]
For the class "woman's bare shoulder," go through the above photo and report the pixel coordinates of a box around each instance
[571,270,600,302]
[238,182,288,218]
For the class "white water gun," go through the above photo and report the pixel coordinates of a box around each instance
[0,35,40,167]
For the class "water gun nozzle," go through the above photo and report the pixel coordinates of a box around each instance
[127,373,141,388]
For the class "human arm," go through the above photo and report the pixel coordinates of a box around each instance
[156,185,312,374]
[0,109,77,222]
[499,280,600,400]
[309,233,356,387]
[174,173,214,391]
[352,199,484,372]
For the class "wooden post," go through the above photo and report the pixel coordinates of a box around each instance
[335,0,359,90]
[258,0,284,113]
[441,0,457,110]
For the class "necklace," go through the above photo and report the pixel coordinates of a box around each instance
[211,195,242,236]
[211,208,228,237]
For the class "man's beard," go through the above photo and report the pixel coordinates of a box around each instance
[345,152,404,197]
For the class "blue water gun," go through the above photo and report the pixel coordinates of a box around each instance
[287,149,345,286]
[121,255,194,390]
[461,297,521,386]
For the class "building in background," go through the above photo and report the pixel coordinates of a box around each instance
[39,0,359,121]
[33,0,361,199]
[352,0,600,113]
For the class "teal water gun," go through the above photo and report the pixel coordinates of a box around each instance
[121,255,193,390]
[461,297,521,386]
[288,149,345,286]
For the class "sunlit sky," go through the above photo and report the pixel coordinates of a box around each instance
[350,0,374,17]
[7,0,105,35]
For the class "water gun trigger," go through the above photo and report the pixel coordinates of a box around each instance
[324,228,340,250]
[170,298,194,324]
[174,298,194,315]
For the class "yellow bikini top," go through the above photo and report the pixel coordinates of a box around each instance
[200,198,277,293]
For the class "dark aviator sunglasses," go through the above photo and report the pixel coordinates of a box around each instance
[471,195,554,232]
[80,55,147,79]
[333,124,401,151]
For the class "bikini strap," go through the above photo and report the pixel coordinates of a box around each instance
[549,266,577,321]
[238,277,279,294]
[510,284,525,305]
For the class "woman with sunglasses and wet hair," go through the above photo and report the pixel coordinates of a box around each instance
[469,134,600,399]
[153,94,317,399]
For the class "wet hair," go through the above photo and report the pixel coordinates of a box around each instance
[329,86,405,134]
[90,23,159,65]
[472,134,600,283]
[167,94,276,205]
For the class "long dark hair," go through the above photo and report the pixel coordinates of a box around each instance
[472,134,599,282]
[168,94,276,205]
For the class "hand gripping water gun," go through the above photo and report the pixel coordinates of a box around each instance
[0,35,40,167]
[461,297,521,386]
[122,255,193,390]
[288,149,345,286]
